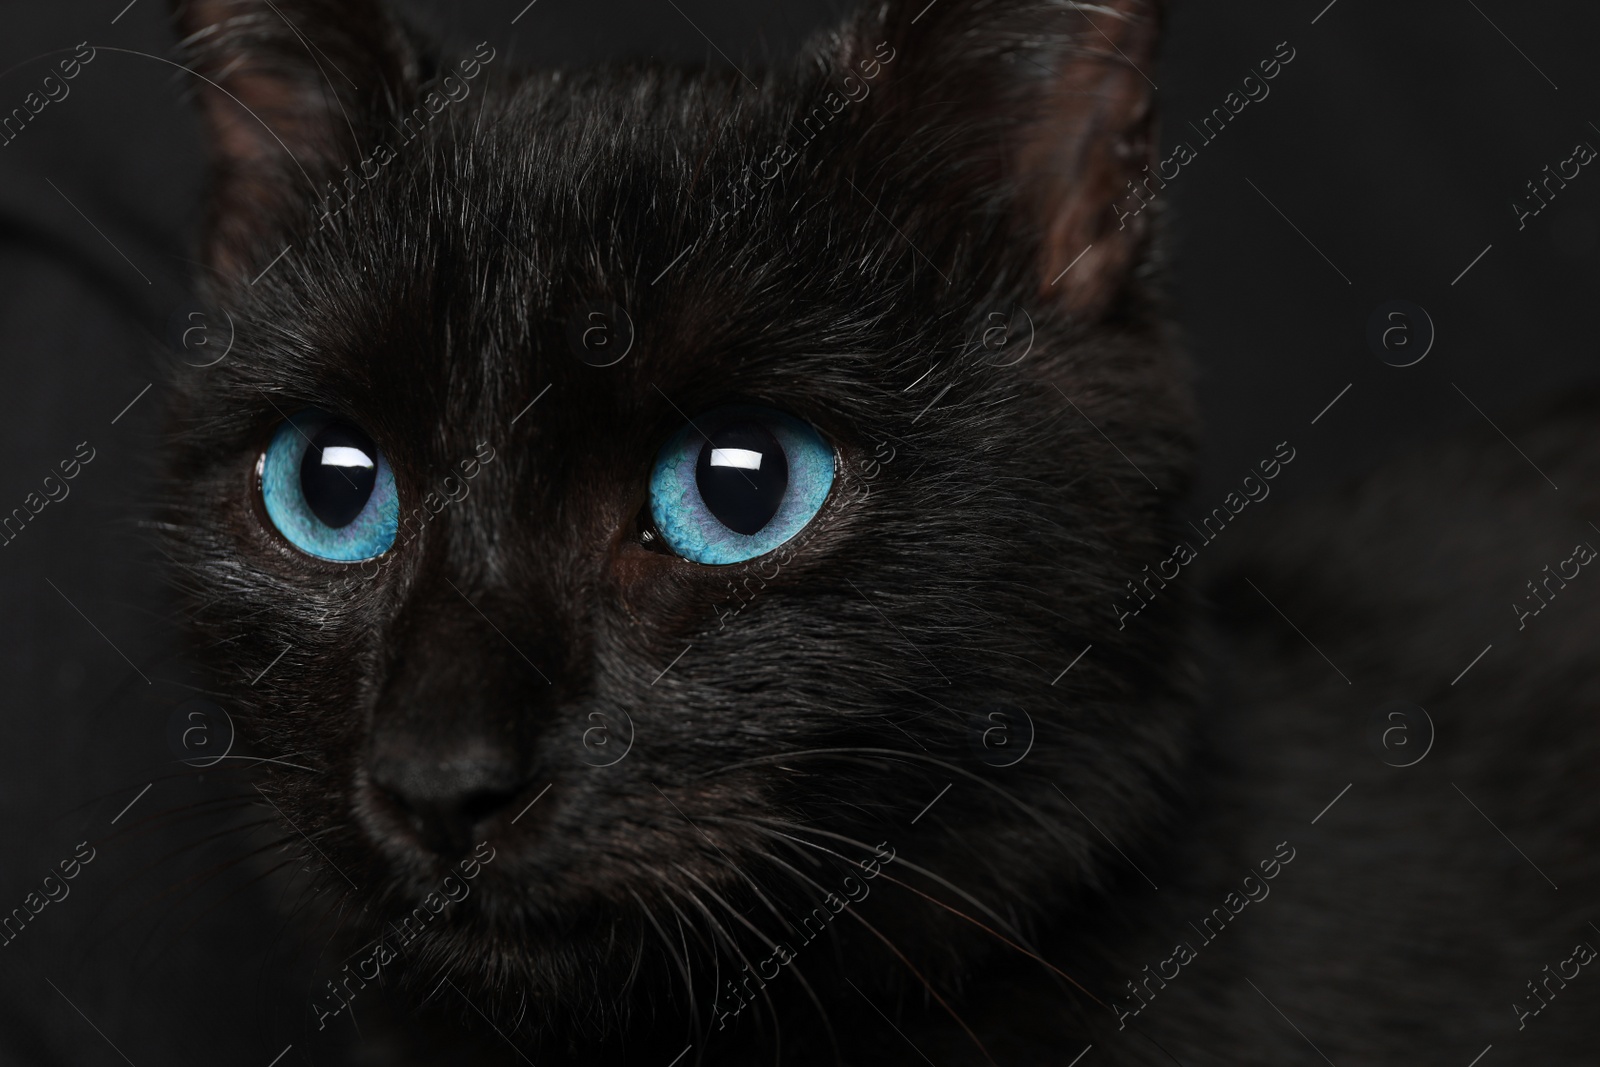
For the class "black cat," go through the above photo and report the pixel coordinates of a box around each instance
[162,0,1600,1063]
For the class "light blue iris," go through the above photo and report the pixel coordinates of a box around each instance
[649,407,834,565]
[260,410,399,562]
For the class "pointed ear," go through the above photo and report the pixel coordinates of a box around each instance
[171,0,421,276]
[839,0,1161,320]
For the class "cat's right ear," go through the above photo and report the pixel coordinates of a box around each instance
[833,0,1162,322]
[171,0,420,278]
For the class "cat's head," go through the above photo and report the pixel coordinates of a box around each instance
[164,0,1191,1045]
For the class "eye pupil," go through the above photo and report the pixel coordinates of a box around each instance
[695,422,788,535]
[300,423,378,528]
[649,406,832,565]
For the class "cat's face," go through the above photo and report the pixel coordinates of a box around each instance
[165,0,1190,1039]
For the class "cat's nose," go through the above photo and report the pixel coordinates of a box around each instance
[367,746,527,857]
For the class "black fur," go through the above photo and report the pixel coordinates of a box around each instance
[161,1,1600,1063]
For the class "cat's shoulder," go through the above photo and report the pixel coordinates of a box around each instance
[1206,385,1600,670]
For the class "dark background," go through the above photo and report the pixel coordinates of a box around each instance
[0,0,1594,1063]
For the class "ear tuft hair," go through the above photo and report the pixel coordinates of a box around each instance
[836,0,1163,319]
[171,0,420,276]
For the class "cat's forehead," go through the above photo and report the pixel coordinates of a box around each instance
[256,84,905,449]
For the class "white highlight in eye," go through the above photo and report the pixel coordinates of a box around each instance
[710,447,763,470]
[320,446,374,469]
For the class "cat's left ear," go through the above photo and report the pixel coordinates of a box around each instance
[171,0,421,276]
[836,0,1161,319]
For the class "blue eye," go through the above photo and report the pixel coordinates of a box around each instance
[259,409,399,562]
[649,407,835,565]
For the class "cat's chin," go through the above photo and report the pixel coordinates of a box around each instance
[339,875,688,1039]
